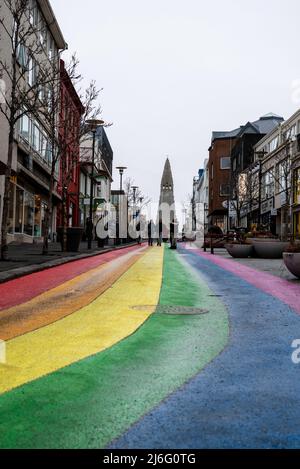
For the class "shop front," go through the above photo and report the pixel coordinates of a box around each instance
[8,177,50,243]
[293,167,300,239]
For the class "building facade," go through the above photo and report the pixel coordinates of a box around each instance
[251,109,300,239]
[208,131,237,231]
[79,127,113,233]
[56,60,84,230]
[191,159,209,238]
[0,0,66,243]
[207,114,283,232]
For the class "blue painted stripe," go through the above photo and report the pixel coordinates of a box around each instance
[110,247,300,449]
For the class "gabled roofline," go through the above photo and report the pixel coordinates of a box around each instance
[38,0,67,50]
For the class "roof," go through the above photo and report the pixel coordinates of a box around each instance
[211,113,284,144]
[38,0,67,50]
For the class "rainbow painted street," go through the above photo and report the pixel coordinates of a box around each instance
[0,244,300,449]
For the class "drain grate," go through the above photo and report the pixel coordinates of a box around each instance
[131,305,209,316]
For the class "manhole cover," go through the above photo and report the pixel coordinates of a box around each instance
[131,305,209,316]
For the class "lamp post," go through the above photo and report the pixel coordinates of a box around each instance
[86,119,105,249]
[132,186,139,205]
[116,166,127,192]
[115,167,127,245]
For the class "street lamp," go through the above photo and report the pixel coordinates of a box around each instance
[115,167,128,245]
[86,119,105,249]
[131,186,139,205]
[116,166,127,192]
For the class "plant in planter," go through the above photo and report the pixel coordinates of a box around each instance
[283,242,300,279]
[225,234,254,258]
[244,228,287,259]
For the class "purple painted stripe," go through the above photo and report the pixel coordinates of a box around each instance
[188,247,300,314]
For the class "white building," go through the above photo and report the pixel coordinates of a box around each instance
[0,0,66,243]
[250,108,300,238]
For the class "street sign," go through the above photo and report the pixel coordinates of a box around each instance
[83,198,90,206]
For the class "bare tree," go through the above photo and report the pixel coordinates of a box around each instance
[268,143,293,240]
[0,0,58,259]
[38,51,102,253]
[230,166,260,228]
[124,177,151,209]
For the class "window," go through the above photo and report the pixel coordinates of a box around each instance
[33,124,41,152]
[23,191,35,236]
[28,57,37,86]
[19,114,31,142]
[17,43,28,70]
[294,168,300,204]
[262,171,274,200]
[285,125,297,142]
[15,187,24,233]
[220,156,231,170]
[38,12,47,46]
[211,163,214,180]
[29,0,38,26]
[269,136,279,152]
[47,33,54,61]
[220,184,230,197]
[278,162,289,192]
[18,111,53,167]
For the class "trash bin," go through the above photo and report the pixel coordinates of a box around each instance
[57,227,84,252]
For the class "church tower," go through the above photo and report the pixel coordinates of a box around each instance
[159,158,175,207]
[158,158,176,242]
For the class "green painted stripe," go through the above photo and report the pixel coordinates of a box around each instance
[0,247,229,449]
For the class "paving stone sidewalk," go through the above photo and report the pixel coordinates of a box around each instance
[193,242,299,282]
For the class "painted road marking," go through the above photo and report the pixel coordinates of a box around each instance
[0,245,144,310]
[0,247,229,449]
[0,248,146,341]
[0,340,5,364]
[192,248,300,314]
[0,247,163,395]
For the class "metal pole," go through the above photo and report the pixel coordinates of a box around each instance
[88,130,96,249]
[258,159,262,227]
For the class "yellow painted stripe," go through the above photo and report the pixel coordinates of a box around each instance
[0,247,147,341]
[0,247,164,395]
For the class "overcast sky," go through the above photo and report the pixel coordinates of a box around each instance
[51,0,300,205]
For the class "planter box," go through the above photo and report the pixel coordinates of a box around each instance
[283,252,300,279]
[245,237,278,245]
[57,227,84,252]
[225,244,254,258]
[253,241,289,259]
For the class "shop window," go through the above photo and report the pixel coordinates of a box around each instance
[294,169,300,204]
[34,196,42,237]
[8,183,15,234]
[23,191,35,236]
[15,186,24,233]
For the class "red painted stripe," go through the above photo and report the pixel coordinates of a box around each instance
[0,245,142,310]
[190,247,300,314]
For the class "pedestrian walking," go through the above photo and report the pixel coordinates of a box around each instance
[148,220,153,246]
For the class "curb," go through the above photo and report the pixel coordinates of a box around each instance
[0,243,141,285]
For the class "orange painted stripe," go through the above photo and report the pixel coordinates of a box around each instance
[0,248,146,341]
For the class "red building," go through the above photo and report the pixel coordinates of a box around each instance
[57,60,84,229]
[208,131,238,231]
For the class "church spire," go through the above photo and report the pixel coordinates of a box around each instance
[159,158,175,206]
